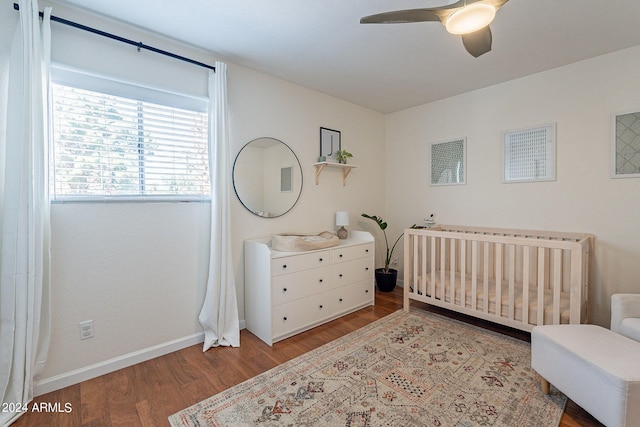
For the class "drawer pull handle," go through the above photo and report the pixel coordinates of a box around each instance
[365,267,369,271]
[319,279,323,283]
[283,317,288,321]
[339,274,343,277]
[339,254,343,258]
[365,289,369,293]
[283,288,287,292]
[365,249,369,253]
[339,298,343,302]
[319,305,323,309]
[319,258,323,262]
[282,264,287,269]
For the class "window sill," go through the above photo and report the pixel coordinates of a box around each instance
[50,195,211,204]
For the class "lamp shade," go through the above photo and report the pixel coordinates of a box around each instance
[445,3,496,35]
[335,211,349,227]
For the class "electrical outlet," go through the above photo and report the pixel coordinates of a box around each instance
[79,320,94,340]
[391,257,399,266]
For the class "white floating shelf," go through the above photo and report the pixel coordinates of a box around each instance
[313,162,358,186]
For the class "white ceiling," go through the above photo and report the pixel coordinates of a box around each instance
[51,0,640,113]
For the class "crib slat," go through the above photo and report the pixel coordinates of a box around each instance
[471,240,478,310]
[537,247,545,325]
[440,237,446,302]
[544,247,551,294]
[460,239,466,308]
[430,236,436,300]
[483,241,490,313]
[508,244,515,320]
[570,241,584,324]
[420,235,427,297]
[553,248,562,324]
[495,243,503,318]
[416,234,420,299]
[450,238,456,305]
[412,236,424,300]
[522,245,530,325]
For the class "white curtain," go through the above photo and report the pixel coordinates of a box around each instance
[199,62,240,350]
[0,0,52,425]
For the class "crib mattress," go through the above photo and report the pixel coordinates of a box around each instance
[413,272,570,325]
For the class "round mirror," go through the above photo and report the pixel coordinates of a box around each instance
[233,137,303,218]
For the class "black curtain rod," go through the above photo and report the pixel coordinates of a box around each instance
[13,2,215,72]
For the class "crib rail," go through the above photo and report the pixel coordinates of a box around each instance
[403,225,592,332]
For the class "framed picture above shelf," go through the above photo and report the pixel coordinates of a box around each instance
[320,127,341,162]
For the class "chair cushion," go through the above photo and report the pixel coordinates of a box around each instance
[619,318,640,342]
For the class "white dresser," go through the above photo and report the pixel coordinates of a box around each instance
[244,230,374,346]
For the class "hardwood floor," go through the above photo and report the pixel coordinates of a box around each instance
[12,288,602,426]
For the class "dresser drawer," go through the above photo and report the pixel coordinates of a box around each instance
[331,280,374,316]
[272,266,330,306]
[272,292,331,339]
[271,250,330,276]
[331,243,373,264]
[331,257,374,289]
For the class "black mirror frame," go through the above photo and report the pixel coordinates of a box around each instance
[232,138,303,218]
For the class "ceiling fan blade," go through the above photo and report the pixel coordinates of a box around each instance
[461,26,492,57]
[359,1,508,25]
[360,9,442,24]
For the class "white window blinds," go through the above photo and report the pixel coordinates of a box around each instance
[51,67,210,201]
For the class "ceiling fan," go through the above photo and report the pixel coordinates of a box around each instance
[360,0,509,58]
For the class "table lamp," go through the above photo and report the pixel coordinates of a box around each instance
[336,211,349,239]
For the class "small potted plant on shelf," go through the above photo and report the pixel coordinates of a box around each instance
[336,149,353,164]
[361,213,412,292]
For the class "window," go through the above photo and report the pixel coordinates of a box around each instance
[51,66,210,201]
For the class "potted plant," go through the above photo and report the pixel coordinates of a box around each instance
[336,149,353,164]
[361,213,404,292]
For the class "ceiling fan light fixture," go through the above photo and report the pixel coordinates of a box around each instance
[445,3,496,35]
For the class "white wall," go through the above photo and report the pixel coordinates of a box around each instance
[386,45,640,327]
[0,1,386,393]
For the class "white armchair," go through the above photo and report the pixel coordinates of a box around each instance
[611,293,640,342]
[531,294,640,426]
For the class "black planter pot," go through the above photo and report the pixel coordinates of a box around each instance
[374,268,397,292]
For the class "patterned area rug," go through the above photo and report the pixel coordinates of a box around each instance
[169,309,566,427]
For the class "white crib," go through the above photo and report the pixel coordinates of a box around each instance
[403,225,592,332]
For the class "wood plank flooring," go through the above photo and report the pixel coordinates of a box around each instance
[12,287,602,426]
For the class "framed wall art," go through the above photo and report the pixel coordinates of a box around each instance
[429,137,466,186]
[612,110,640,178]
[320,127,340,162]
[503,123,556,183]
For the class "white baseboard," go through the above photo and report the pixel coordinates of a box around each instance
[35,320,246,396]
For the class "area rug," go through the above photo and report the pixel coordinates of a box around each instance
[169,309,566,427]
